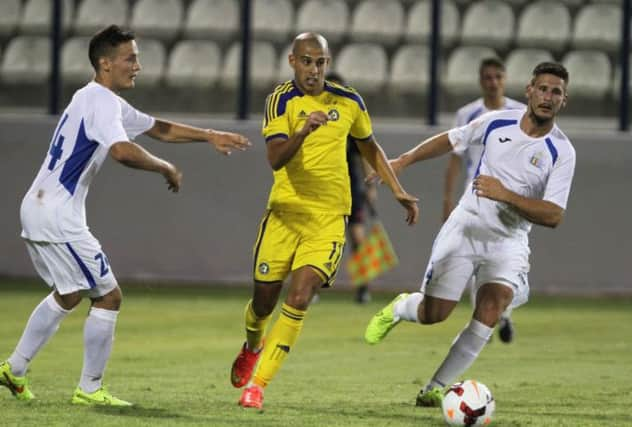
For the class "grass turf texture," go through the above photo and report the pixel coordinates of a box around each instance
[1,279,630,426]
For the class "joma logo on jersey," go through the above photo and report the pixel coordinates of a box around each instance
[499,136,511,143]
[298,110,308,119]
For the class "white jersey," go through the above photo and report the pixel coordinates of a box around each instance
[20,81,155,242]
[448,109,576,238]
[454,97,526,186]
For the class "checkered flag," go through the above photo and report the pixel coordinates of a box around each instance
[346,220,399,286]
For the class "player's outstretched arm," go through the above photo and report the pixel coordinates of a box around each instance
[110,141,182,192]
[473,175,565,227]
[355,137,419,225]
[395,131,454,171]
[145,119,251,156]
[266,111,328,170]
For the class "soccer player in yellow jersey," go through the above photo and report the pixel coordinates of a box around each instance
[231,32,419,410]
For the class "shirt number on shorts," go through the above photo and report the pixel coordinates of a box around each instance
[94,253,110,277]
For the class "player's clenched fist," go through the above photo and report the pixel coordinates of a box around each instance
[299,111,329,136]
[473,175,508,202]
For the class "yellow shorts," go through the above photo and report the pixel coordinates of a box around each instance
[252,210,346,287]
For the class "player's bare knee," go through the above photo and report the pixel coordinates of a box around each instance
[284,290,311,311]
[253,299,276,317]
[54,290,82,310]
[91,287,123,310]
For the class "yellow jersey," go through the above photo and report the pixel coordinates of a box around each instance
[262,80,373,215]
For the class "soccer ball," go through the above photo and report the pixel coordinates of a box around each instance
[441,380,495,426]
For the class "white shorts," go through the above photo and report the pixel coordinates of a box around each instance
[420,209,530,309]
[25,236,118,298]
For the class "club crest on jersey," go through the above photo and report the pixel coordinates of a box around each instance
[327,109,340,121]
[529,152,543,168]
[258,262,270,275]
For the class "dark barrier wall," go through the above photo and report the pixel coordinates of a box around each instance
[1,115,630,295]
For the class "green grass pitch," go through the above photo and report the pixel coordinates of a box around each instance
[1,278,630,426]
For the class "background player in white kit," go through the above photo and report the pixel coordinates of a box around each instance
[443,57,525,343]
[364,62,575,407]
[0,25,250,406]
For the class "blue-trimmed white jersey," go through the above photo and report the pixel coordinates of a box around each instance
[454,97,526,187]
[448,109,576,237]
[21,81,154,242]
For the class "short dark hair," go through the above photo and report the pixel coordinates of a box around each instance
[479,57,505,75]
[531,62,569,86]
[88,25,135,71]
[325,72,345,85]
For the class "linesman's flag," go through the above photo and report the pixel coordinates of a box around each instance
[346,221,399,286]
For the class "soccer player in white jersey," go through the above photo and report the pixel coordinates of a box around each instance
[0,25,250,406]
[364,62,575,407]
[443,58,525,343]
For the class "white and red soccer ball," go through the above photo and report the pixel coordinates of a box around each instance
[442,380,495,426]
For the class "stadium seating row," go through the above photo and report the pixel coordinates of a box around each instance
[0,0,625,54]
[0,36,621,99]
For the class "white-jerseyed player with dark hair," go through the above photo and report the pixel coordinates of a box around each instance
[0,25,250,406]
[443,57,525,343]
[364,62,576,407]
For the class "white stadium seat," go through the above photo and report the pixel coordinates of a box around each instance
[220,41,278,90]
[505,48,555,95]
[1,36,51,84]
[335,43,388,93]
[573,4,621,53]
[0,0,21,40]
[516,1,571,54]
[277,44,293,83]
[183,0,239,42]
[253,0,294,43]
[134,38,166,86]
[61,36,93,84]
[130,0,183,41]
[389,44,430,95]
[461,0,515,51]
[74,0,128,36]
[563,50,612,98]
[405,0,460,48]
[349,0,404,47]
[443,46,497,96]
[295,0,349,44]
[165,40,221,88]
[610,53,631,99]
[19,0,73,36]
[503,0,530,5]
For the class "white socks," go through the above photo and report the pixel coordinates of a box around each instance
[79,308,118,393]
[393,292,424,322]
[427,319,493,390]
[8,293,70,376]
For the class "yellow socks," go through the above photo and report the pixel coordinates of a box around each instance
[245,300,270,351]
[252,303,306,388]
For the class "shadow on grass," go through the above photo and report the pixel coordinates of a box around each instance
[280,401,446,426]
[90,404,192,421]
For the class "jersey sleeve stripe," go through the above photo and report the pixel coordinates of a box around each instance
[266,81,300,121]
[473,119,518,181]
[350,133,372,142]
[265,133,289,142]
[466,106,484,124]
[545,137,558,165]
[324,83,367,111]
